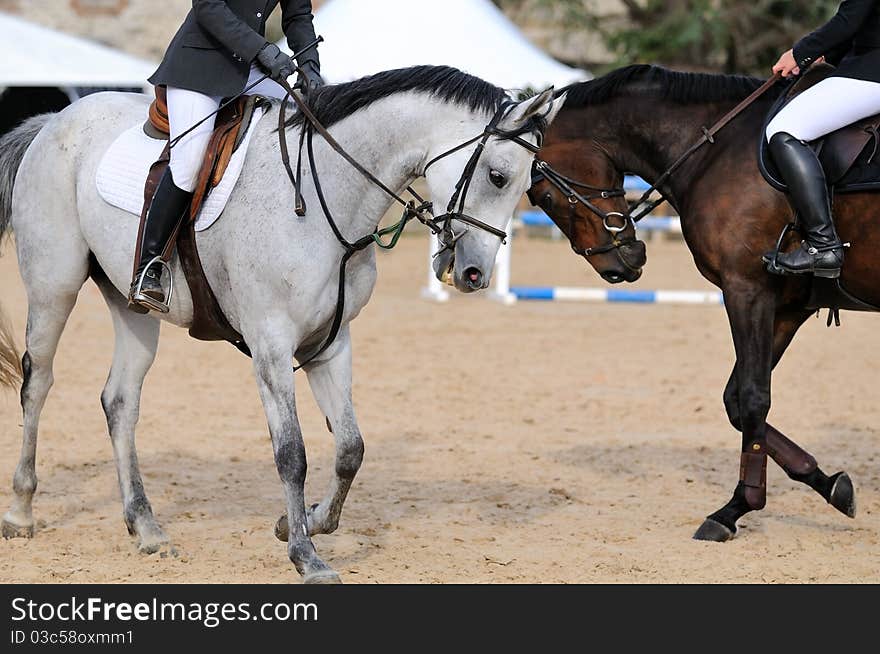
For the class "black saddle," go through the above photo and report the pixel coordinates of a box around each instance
[759,64,880,194]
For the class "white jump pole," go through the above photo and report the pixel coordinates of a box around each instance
[488,237,516,305]
[420,233,451,303]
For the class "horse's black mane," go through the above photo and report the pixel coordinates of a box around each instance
[561,64,783,107]
[284,65,508,128]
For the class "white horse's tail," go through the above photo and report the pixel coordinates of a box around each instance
[0,113,53,390]
[0,114,52,238]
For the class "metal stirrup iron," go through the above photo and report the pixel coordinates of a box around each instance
[131,257,175,314]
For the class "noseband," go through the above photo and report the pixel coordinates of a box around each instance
[423,100,544,256]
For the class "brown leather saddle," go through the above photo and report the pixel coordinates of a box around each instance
[759,64,880,191]
[136,86,267,353]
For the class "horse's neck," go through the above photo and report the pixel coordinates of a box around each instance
[302,96,472,239]
[592,100,732,207]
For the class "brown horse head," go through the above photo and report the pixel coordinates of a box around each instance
[527,126,646,284]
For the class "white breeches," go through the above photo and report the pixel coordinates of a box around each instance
[168,65,290,192]
[766,76,880,142]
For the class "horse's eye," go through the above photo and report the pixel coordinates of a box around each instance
[489,170,507,188]
[540,193,553,211]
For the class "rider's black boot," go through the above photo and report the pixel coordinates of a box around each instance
[763,132,845,278]
[128,168,192,313]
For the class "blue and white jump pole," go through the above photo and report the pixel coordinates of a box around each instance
[420,176,720,307]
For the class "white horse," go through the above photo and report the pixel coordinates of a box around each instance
[0,65,563,583]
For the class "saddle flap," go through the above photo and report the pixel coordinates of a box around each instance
[189,94,264,219]
[141,86,264,220]
[819,115,880,184]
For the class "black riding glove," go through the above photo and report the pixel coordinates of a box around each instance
[297,60,324,96]
[256,43,296,84]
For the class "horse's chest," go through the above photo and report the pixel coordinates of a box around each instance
[293,255,377,329]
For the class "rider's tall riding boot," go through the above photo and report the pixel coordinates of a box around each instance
[128,168,192,313]
[763,132,845,278]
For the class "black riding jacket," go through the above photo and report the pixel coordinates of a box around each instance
[149,0,319,97]
[794,0,880,82]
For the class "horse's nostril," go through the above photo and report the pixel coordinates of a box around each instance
[464,266,483,288]
[601,271,625,284]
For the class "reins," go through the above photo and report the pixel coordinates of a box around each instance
[532,72,782,257]
[626,71,782,222]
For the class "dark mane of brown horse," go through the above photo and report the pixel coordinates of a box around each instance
[558,64,780,107]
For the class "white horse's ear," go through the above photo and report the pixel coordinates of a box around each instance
[543,91,567,126]
[504,88,556,128]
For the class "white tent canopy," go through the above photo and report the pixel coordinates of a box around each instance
[0,13,156,90]
[282,0,588,90]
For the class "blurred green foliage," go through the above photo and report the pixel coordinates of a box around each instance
[495,0,842,74]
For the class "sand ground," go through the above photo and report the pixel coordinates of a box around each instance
[0,230,877,584]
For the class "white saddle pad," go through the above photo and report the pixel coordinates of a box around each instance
[96,110,265,232]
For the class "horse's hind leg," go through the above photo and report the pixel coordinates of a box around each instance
[2,269,86,538]
[722,309,855,519]
[94,276,168,554]
[274,329,363,539]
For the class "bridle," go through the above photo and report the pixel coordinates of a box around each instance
[423,99,544,257]
[528,72,783,258]
[277,79,546,369]
[529,159,633,257]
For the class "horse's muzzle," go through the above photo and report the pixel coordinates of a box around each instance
[598,240,646,284]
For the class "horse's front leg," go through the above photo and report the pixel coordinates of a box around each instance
[722,309,856,519]
[251,328,341,584]
[275,328,363,539]
[695,279,775,542]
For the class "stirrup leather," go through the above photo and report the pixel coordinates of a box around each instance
[130,256,174,314]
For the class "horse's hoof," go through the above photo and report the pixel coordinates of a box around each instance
[829,472,856,518]
[303,569,342,585]
[1,517,34,539]
[137,531,172,556]
[274,514,289,542]
[693,518,735,542]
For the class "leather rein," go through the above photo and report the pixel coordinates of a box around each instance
[276,77,544,370]
[529,72,782,258]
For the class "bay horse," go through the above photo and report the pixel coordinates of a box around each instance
[0,65,563,581]
[529,64,870,541]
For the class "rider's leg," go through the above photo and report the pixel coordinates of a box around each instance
[129,87,221,312]
[765,131,844,277]
[764,77,880,276]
